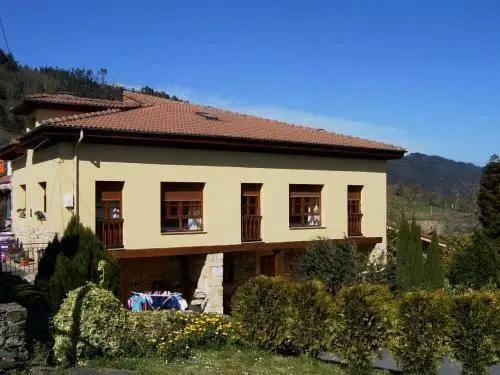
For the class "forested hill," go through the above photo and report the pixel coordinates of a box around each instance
[0,48,179,145]
[388,153,482,197]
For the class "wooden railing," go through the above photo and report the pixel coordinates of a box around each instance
[241,215,262,242]
[96,219,124,249]
[348,213,363,236]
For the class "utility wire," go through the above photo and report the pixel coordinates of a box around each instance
[0,15,11,54]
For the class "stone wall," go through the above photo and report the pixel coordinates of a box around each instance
[0,303,28,371]
[282,248,307,280]
[11,219,55,245]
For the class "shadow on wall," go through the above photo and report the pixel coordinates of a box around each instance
[56,143,387,173]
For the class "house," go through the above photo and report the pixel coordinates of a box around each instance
[0,91,405,312]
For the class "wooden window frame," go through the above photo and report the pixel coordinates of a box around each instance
[347,185,363,236]
[161,182,204,233]
[289,184,322,228]
[39,182,47,213]
[19,184,26,218]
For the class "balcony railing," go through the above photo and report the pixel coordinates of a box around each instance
[241,215,262,242]
[348,213,363,236]
[96,218,124,249]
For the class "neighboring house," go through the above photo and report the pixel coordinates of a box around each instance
[0,160,12,231]
[0,91,405,312]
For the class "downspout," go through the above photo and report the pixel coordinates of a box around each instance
[74,130,84,218]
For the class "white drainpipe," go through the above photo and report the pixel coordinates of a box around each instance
[74,130,84,217]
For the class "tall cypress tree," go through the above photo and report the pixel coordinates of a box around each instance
[396,216,410,291]
[478,154,500,241]
[424,232,444,289]
[407,218,425,290]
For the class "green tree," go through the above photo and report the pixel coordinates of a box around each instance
[423,232,444,289]
[478,154,500,240]
[448,230,500,289]
[301,237,356,294]
[407,218,425,289]
[35,216,119,313]
[395,216,410,291]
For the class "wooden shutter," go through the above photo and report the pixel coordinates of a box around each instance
[289,184,322,198]
[348,186,363,200]
[242,183,261,197]
[163,183,203,201]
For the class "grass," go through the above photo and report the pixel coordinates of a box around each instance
[81,346,390,375]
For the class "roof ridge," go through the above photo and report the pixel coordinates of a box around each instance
[41,108,123,125]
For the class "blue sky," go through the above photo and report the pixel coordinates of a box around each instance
[2,0,499,165]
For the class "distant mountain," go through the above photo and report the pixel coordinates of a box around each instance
[388,153,483,197]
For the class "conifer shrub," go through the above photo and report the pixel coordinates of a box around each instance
[36,216,119,313]
[231,276,334,355]
[391,290,449,375]
[448,290,500,375]
[53,283,127,367]
[331,284,394,375]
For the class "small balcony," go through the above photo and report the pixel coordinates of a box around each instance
[241,215,262,242]
[96,218,124,249]
[348,213,363,237]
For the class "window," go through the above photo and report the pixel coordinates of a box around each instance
[18,184,26,218]
[39,182,47,213]
[195,111,219,121]
[348,185,363,236]
[289,184,322,227]
[96,182,124,220]
[161,182,204,232]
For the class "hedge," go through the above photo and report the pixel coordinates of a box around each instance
[53,284,232,366]
[231,276,334,355]
[392,290,449,375]
[448,290,500,375]
[331,284,394,375]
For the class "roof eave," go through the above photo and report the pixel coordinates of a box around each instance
[20,125,406,160]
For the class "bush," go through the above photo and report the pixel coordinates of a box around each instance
[301,237,357,294]
[331,284,394,375]
[391,291,449,375]
[448,291,500,375]
[232,276,294,352]
[288,280,335,355]
[36,216,120,313]
[448,230,500,289]
[53,283,127,367]
[54,284,233,365]
[232,276,334,355]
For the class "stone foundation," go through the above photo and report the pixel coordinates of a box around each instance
[282,248,307,279]
[0,303,28,371]
[11,219,56,245]
[189,253,223,314]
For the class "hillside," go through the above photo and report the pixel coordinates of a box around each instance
[0,49,179,145]
[388,153,482,197]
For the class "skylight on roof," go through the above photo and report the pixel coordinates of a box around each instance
[195,111,219,121]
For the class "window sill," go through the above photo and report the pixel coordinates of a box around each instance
[348,233,364,238]
[161,231,207,236]
[289,226,326,230]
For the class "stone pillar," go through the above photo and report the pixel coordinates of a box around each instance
[196,253,223,313]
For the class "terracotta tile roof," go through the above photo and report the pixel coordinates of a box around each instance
[37,91,405,153]
[22,93,142,109]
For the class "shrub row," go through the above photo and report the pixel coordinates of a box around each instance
[231,276,334,355]
[232,277,500,375]
[53,284,232,366]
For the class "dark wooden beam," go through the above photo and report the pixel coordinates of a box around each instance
[110,237,383,259]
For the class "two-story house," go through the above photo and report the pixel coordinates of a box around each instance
[0,91,405,312]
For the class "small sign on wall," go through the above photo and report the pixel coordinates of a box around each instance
[64,193,74,208]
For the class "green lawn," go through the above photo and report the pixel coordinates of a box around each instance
[82,347,389,375]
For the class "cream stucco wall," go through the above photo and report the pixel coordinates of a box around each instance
[11,141,387,249]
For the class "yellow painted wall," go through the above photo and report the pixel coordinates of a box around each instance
[11,141,387,250]
[11,145,74,239]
